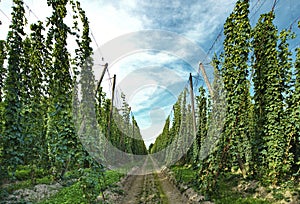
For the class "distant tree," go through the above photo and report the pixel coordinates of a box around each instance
[131,115,147,155]
[149,143,154,153]
[166,92,182,164]
[151,116,170,154]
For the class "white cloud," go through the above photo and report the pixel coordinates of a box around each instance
[79,0,144,48]
[184,0,236,44]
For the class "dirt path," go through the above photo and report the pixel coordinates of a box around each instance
[117,156,190,204]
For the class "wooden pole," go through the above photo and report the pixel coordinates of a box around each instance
[199,63,213,97]
[132,115,135,140]
[189,73,197,138]
[95,63,108,97]
[107,74,116,138]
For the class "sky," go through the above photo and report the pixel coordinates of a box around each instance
[1,0,300,147]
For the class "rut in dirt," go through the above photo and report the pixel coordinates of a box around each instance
[117,155,190,204]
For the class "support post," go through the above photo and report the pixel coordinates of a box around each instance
[107,74,116,138]
[199,63,213,97]
[95,63,108,97]
[189,73,197,139]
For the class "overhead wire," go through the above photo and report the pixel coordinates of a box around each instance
[24,1,39,21]
[67,1,108,101]
[0,8,11,22]
[288,15,300,30]
[1,0,126,127]
[115,87,123,110]
[201,29,224,65]
[291,42,300,51]
[84,8,138,122]
[272,0,279,12]
[90,32,99,50]
[5,0,300,129]
[106,68,113,88]
[198,0,286,87]
[249,0,267,21]
[201,0,268,67]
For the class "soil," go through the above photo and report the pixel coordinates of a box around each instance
[116,155,191,204]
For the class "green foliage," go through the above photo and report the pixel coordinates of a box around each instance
[252,11,296,184]
[209,173,270,204]
[25,21,49,169]
[153,0,300,197]
[14,168,33,181]
[45,0,81,179]
[0,165,52,201]
[2,0,27,177]
[221,0,251,179]
[0,40,6,102]
[12,165,47,181]
[1,0,299,202]
[192,86,208,164]
[0,40,6,176]
[194,0,253,194]
[214,197,270,204]
[164,91,183,163]
[277,29,296,179]
[0,1,147,204]
[102,170,123,186]
[196,58,225,194]
[4,180,32,194]
[102,93,147,157]
[36,176,53,185]
[151,116,170,154]
[170,165,197,185]
[287,22,300,176]
[71,0,99,168]
[78,167,104,202]
[38,170,123,204]
[152,89,195,165]
[38,182,86,204]
[131,116,148,155]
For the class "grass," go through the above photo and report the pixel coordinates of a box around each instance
[8,165,48,181]
[153,173,168,204]
[38,170,123,204]
[170,165,198,188]
[169,165,272,204]
[0,174,54,203]
[1,175,53,195]
[212,173,271,204]
[215,197,270,204]
[38,182,86,204]
[1,165,124,204]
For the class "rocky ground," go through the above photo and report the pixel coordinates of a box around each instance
[1,182,63,203]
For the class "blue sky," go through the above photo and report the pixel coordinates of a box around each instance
[1,0,300,147]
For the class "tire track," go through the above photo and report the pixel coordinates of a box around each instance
[117,155,190,204]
